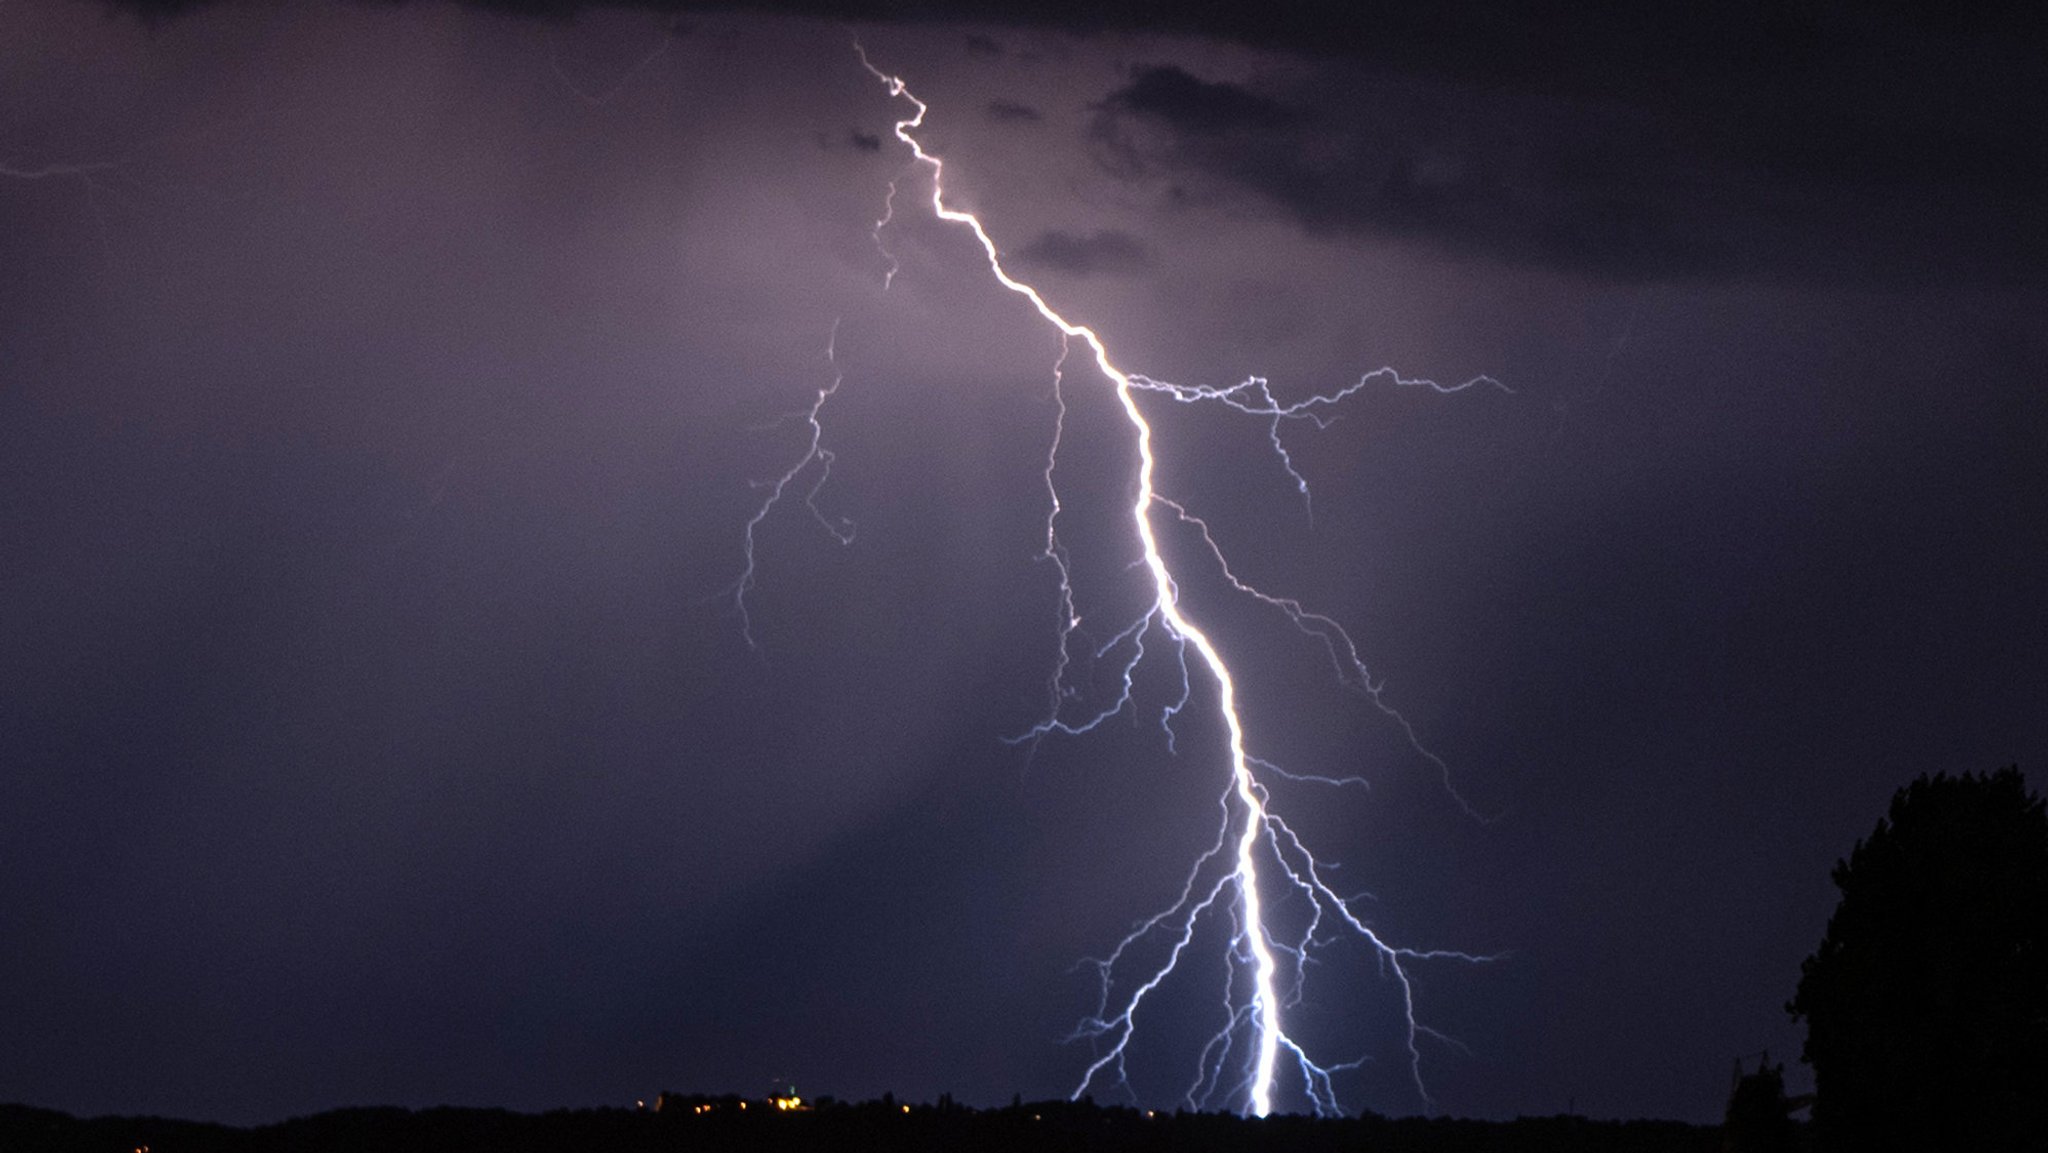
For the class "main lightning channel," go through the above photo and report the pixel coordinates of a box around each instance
[854,48,1293,1115]
[824,48,1498,1118]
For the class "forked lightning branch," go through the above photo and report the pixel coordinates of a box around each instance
[728,47,1502,1117]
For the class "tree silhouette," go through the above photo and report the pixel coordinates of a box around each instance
[1787,766,2048,1151]
[1721,1054,1795,1153]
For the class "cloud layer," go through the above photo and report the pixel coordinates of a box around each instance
[110,0,2048,284]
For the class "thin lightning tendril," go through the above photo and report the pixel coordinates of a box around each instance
[1127,369,1511,527]
[726,318,854,650]
[737,46,1502,1116]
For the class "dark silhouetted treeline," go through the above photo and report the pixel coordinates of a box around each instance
[1788,766,2047,1152]
[1,1095,1730,1153]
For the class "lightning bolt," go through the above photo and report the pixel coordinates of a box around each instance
[733,46,1501,1115]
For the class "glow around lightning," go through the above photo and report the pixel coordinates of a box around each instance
[736,46,1497,1116]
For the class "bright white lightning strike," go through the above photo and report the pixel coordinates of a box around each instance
[734,47,1500,1117]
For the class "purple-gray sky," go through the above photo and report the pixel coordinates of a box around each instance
[4,0,2044,1127]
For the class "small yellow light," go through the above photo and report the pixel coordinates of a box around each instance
[901,1104,910,1113]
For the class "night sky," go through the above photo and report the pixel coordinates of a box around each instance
[5,0,2045,1128]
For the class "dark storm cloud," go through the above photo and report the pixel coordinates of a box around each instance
[849,128,882,150]
[1009,228,1151,277]
[984,100,1040,124]
[110,0,2048,284]
[1100,65,1297,134]
[1089,56,2048,286]
[963,31,1001,57]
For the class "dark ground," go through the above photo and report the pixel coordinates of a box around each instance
[1,1095,1750,1153]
